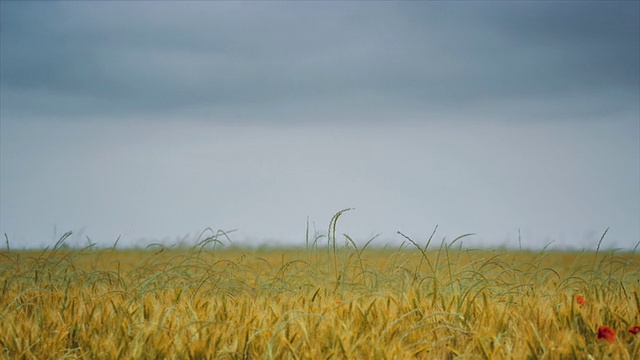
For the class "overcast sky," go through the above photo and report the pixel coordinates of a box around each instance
[1,1,638,250]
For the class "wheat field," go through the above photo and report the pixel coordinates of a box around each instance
[1,226,639,359]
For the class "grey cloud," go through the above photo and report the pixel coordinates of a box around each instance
[1,1,638,250]
[399,3,639,105]
[1,1,638,122]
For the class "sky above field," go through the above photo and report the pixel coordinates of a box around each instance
[1,1,639,250]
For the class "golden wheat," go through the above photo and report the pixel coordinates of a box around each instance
[1,241,639,359]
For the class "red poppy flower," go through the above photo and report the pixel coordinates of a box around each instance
[335,301,343,305]
[576,295,586,306]
[597,325,616,343]
[629,326,640,335]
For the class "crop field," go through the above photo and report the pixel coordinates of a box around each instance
[1,224,639,359]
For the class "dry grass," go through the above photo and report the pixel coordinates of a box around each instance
[1,229,639,359]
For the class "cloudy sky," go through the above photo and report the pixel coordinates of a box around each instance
[1,1,638,250]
